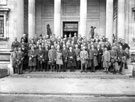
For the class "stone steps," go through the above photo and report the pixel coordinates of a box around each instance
[0,69,8,78]
[0,49,11,61]
[9,71,130,79]
[0,49,11,78]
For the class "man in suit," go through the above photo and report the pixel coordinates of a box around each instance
[121,39,130,50]
[11,38,20,50]
[80,46,88,72]
[117,45,126,74]
[62,45,68,72]
[73,33,78,44]
[43,45,49,71]
[28,46,37,72]
[48,45,56,71]
[67,47,76,72]
[11,47,18,74]
[97,44,103,70]
[16,47,24,74]
[37,44,44,71]
[74,44,81,70]
[21,34,28,43]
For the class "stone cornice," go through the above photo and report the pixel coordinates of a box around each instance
[0,8,10,12]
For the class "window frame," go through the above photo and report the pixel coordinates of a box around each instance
[0,8,10,40]
[0,15,5,37]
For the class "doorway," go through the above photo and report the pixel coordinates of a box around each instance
[63,22,78,37]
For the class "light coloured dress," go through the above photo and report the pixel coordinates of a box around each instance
[103,50,110,68]
[56,51,63,65]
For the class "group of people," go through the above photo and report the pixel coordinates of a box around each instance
[11,33,130,74]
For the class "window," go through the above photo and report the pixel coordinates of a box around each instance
[0,8,10,40]
[63,22,78,37]
[0,15,4,37]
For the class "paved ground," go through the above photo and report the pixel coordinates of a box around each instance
[0,71,134,102]
[0,77,135,96]
[0,94,135,102]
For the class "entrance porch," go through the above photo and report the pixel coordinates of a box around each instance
[24,0,108,40]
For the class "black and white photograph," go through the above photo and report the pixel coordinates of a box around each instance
[0,0,135,102]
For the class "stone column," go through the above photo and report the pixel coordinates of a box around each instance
[54,0,61,37]
[79,0,87,37]
[125,0,129,43]
[28,0,35,39]
[8,0,24,73]
[106,0,113,44]
[16,0,24,40]
[117,0,125,40]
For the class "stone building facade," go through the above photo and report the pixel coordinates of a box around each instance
[0,0,135,51]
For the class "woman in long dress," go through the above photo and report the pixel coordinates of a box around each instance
[102,47,110,73]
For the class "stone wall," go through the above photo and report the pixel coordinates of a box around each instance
[0,0,134,48]
[0,68,8,78]
[125,0,135,49]
[0,0,24,48]
[35,0,106,38]
[35,0,54,37]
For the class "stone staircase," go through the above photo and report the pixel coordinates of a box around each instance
[0,49,134,79]
[9,71,131,79]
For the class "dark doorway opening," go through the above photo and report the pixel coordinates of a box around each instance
[63,22,78,37]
